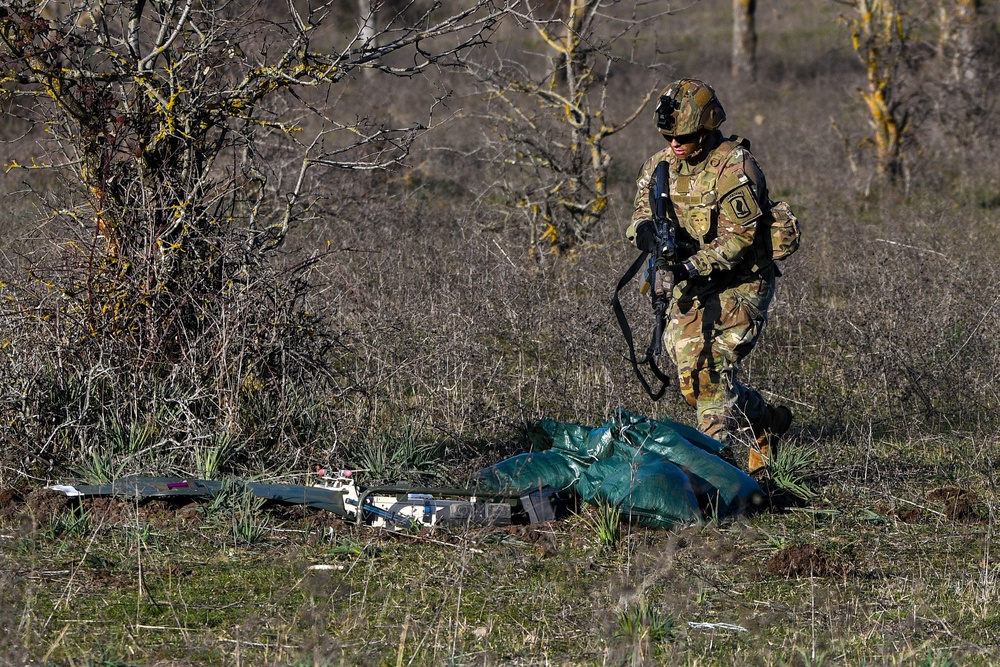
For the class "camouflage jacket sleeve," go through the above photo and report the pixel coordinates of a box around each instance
[686,143,767,276]
[625,149,670,247]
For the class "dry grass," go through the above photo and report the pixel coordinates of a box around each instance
[2,474,1000,665]
[1,0,1000,664]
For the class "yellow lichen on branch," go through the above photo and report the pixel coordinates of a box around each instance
[842,0,910,182]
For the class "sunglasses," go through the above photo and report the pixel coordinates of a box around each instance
[663,132,700,144]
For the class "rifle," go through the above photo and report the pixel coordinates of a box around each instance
[612,160,676,401]
[643,161,677,356]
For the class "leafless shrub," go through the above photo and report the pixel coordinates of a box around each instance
[0,0,507,481]
[465,0,657,257]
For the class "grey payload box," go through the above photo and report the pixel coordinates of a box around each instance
[519,486,573,524]
[436,499,512,526]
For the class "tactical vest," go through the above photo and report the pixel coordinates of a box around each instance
[670,135,799,273]
[671,135,754,249]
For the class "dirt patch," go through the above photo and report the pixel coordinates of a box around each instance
[766,543,837,578]
[927,487,981,522]
[86,497,133,526]
[82,496,200,529]
[502,523,560,556]
[0,488,22,510]
[0,488,25,520]
[22,488,70,530]
[136,500,184,528]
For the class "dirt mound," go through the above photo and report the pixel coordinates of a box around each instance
[766,543,836,578]
[927,487,981,522]
[22,488,70,530]
[0,488,22,509]
[0,488,24,520]
[897,507,924,524]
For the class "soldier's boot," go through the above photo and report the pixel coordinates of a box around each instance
[699,413,739,467]
[748,405,793,479]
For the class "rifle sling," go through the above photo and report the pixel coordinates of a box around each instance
[611,250,672,401]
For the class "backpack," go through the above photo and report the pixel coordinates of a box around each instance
[713,136,801,262]
[766,199,801,261]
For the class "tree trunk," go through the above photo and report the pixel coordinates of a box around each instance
[938,0,980,84]
[732,0,757,81]
[358,0,376,45]
[358,0,377,78]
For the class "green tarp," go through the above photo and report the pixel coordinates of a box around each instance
[472,408,764,528]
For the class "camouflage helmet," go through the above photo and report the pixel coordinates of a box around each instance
[654,79,726,137]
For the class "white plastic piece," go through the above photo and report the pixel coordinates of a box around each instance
[47,485,83,497]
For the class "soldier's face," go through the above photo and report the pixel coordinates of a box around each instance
[668,132,700,160]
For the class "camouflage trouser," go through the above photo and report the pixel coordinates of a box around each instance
[665,272,775,444]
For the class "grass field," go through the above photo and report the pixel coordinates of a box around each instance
[3,469,999,665]
[2,0,1000,664]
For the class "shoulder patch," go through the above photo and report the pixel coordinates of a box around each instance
[719,182,762,222]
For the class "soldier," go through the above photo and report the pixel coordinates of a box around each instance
[626,78,792,476]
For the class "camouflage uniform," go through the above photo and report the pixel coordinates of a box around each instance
[626,80,780,449]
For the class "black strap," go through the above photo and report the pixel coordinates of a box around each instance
[611,251,673,401]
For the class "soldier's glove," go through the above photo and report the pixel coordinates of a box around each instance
[654,262,694,296]
[633,220,658,253]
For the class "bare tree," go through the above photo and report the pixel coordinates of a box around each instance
[732,0,757,81]
[358,0,378,46]
[469,0,656,257]
[837,0,913,186]
[0,0,507,473]
[0,0,505,350]
[937,0,981,84]
[357,0,377,80]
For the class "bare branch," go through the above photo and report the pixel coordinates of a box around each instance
[0,0,508,360]
[467,0,657,254]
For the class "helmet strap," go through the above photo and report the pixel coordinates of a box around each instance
[686,130,711,161]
